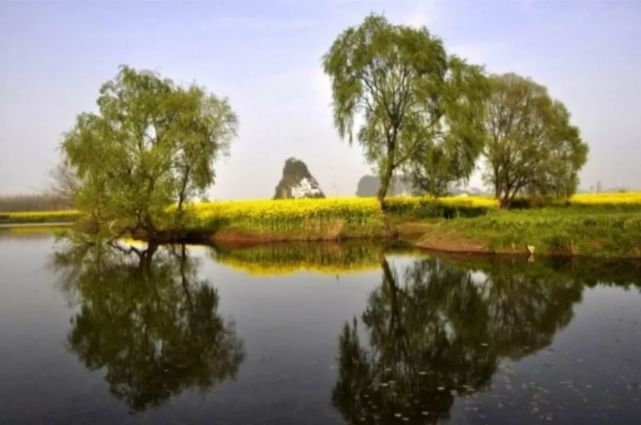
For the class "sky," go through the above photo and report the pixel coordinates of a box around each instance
[1,0,640,198]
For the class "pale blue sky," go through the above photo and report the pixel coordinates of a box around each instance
[1,0,640,198]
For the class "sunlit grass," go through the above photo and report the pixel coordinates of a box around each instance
[428,204,641,257]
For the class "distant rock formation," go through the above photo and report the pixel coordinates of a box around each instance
[355,175,413,197]
[274,158,325,199]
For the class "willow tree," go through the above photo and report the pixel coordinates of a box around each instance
[323,14,488,205]
[483,73,588,208]
[61,66,237,238]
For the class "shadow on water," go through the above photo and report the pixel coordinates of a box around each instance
[331,254,641,424]
[51,235,245,412]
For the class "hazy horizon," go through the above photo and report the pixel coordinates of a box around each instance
[1,0,640,198]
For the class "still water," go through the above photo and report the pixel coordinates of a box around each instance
[1,229,641,424]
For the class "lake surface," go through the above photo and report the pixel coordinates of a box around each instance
[1,229,641,424]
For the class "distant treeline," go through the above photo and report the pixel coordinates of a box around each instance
[0,194,73,212]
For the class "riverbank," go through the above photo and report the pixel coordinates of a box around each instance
[3,194,641,258]
[203,207,641,259]
[183,195,641,259]
[400,207,641,258]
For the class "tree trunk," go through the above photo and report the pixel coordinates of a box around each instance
[142,212,158,241]
[499,195,511,209]
[176,165,191,227]
[377,161,395,209]
[493,165,501,200]
[139,242,158,274]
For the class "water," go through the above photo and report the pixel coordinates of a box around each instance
[1,229,641,424]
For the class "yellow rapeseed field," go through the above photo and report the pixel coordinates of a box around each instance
[185,195,499,232]
[570,192,641,205]
[3,192,639,228]
[186,197,384,231]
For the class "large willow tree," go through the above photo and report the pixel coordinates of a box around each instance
[61,66,237,238]
[323,14,488,204]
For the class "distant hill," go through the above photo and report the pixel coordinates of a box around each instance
[355,175,414,197]
[355,175,490,197]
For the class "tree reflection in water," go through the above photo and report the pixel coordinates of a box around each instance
[52,237,244,412]
[333,257,585,424]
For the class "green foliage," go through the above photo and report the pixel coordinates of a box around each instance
[323,15,488,203]
[61,66,237,238]
[482,73,588,208]
[384,196,492,218]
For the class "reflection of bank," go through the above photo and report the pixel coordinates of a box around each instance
[52,239,244,412]
[331,256,610,424]
[210,242,399,276]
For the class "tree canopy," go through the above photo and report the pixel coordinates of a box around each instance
[61,66,237,238]
[482,73,588,207]
[323,14,488,204]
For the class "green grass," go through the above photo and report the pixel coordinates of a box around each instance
[421,205,641,258]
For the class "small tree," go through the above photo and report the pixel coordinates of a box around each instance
[483,73,588,208]
[61,66,237,238]
[407,146,459,197]
[46,159,80,204]
[323,14,488,205]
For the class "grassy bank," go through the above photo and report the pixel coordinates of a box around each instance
[410,201,641,258]
[3,193,641,258]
